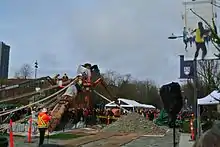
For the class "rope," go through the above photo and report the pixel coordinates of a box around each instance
[93,90,131,113]
[39,93,62,108]
[0,80,71,103]
[0,77,78,117]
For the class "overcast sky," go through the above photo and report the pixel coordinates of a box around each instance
[0,0,187,85]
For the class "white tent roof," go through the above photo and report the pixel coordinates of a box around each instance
[105,101,133,107]
[118,98,143,107]
[198,90,220,105]
[141,104,156,108]
[105,98,155,108]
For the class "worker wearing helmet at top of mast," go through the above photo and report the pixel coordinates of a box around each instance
[37,108,51,146]
[54,74,60,80]
[62,73,69,81]
[77,64,91,79]
[53,74,60,84]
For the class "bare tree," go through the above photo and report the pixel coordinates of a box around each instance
[103,70,122,86]
[137,80,162,108]
[14,71,20,79]
[182,80,207,105]
[15,64,33,79]
[197,60,220,93]
[181,60,220,107]
[97,70,162,108]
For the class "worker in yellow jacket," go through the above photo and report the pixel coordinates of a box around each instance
[37,108,51,146]
[191,22,210,60]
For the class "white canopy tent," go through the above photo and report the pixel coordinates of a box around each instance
[118,98,143,107]
[105,98,156,111]
[141,104,156,109]
[197,90,220,135]
[105,101,134,108]
[198,90,220,105]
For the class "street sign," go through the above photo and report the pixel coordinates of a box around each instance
[179,55,194,79]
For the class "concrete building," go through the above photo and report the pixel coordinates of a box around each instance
[0,42,10,79]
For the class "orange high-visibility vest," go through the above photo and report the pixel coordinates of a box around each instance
[37,113,50,128]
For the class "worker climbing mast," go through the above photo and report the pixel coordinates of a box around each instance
[182,0,218,60]
[180,0,218,139]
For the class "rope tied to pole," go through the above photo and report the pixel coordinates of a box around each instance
[0,77,78,117]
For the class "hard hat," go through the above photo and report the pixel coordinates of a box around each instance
[42,108,47,113]
[78,73,82,77]
[78,79,83,85]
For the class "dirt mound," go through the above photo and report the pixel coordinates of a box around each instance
[102,113,167,135]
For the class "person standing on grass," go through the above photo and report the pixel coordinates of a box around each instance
[37,108,51,146]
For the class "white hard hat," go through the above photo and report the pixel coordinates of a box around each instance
[78,73,82,77]
[42,108,47,113]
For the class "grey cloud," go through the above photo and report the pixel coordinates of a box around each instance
[3,0,185,84]
[69,0,183,84]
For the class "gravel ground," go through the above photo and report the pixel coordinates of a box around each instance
[11,128,180,147]
[122,129,180,147]
[79,129,180,147]
[81,133,139,147]
[102,113,166,135]
[9,136,63,147]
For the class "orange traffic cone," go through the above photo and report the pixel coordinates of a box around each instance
[27,116,32,143]
[154,112,156,119]
[190,114,195,140]
[107,116,110,125]
[9,119,14,147]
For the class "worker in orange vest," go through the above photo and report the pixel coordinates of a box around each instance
[37,108,51,146]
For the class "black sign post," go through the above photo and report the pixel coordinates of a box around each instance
[179,55,194,79]
[179,55,198,139]
[193,60,198,139]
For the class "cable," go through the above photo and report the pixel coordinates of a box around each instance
[211,2,220,8]
[0,77,78,117]
[93,90,131,113]
[39,93,63,108]
[0,80,72,103]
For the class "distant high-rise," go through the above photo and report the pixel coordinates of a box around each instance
[0,42,10,79]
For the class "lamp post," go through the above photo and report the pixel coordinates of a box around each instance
[34,60,38,103]
[193,60,198,139]
[34,60,38,79]
[168,33,183,40]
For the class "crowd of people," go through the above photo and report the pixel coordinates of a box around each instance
[53,73,69,83]
[63,107,160,128]
[0,107,32,124]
